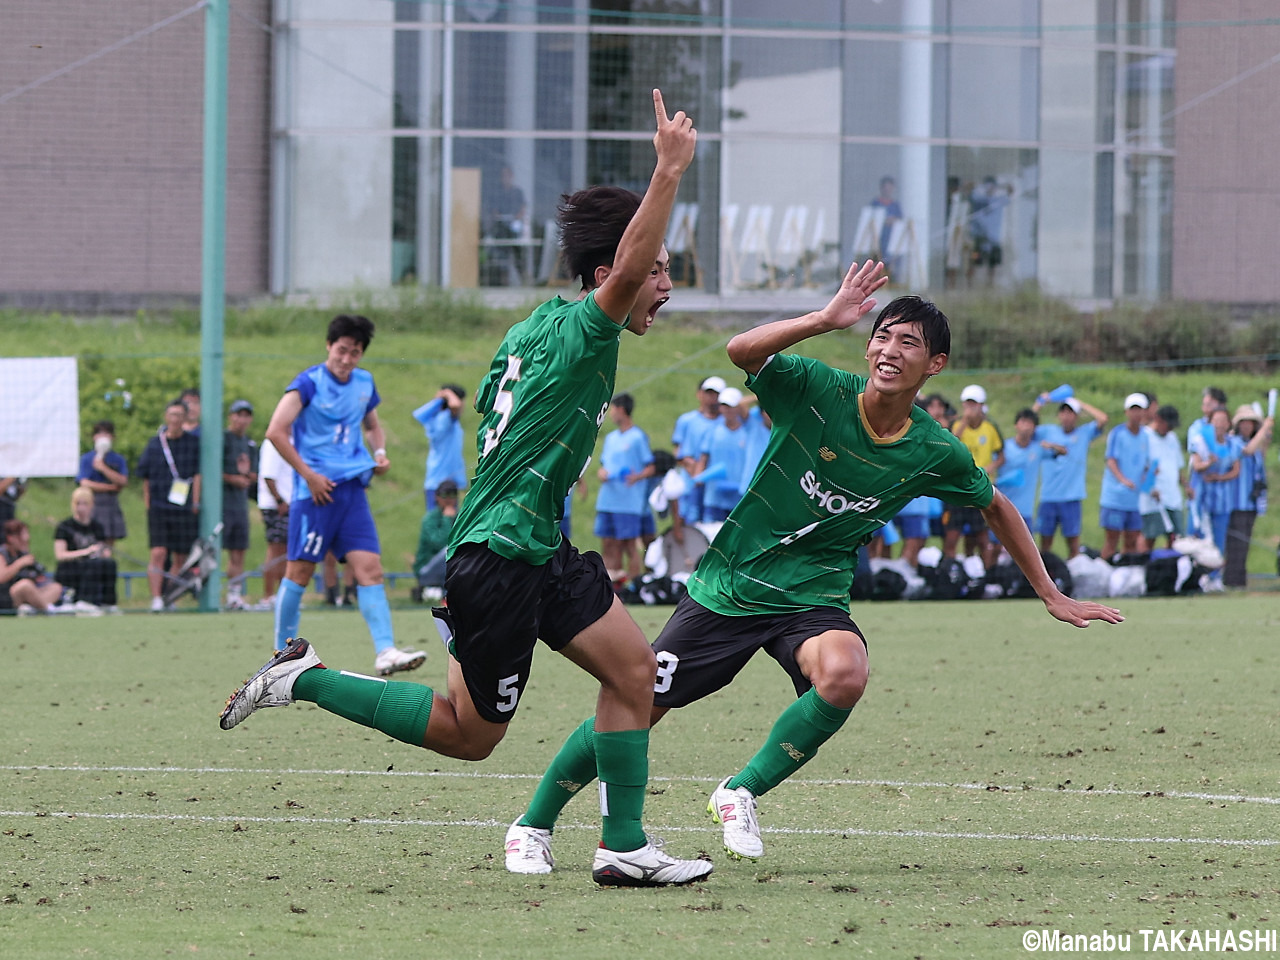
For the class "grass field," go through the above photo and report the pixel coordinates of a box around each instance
[4,595,1280,958]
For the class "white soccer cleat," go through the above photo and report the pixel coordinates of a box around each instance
[708,777,764,861]
[592,838,714,887]
[374,645,427,677]
[504,820,554,875]
[149,596,164,613]
[219,636,322,730]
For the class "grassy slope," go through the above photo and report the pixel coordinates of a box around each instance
[3,307,1278,607]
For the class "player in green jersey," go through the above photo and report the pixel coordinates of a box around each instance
[504,259,1125,871]
[220,90,712,887]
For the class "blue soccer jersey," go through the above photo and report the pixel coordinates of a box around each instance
[1099,424,1150,511]
[595,424,654,515]
[996,436,1045,520]
[287,364,380,499]
[1037,421,1101,502]
[412,397,468,492]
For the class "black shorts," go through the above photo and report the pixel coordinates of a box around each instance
[222,509,250,551]
[445,539,615,724]
[651,594,867,709]
[942,504,986,534]
[261,508,288,544]
[148,508,200,553]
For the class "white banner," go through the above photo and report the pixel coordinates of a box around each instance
[0,357,81,477]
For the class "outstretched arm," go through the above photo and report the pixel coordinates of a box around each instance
[726,259,888,375]
[593,89,698,323]
[982,489,1125,628]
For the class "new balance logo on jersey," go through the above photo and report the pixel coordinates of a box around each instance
[799,470,881,515]
[818,446,837,462]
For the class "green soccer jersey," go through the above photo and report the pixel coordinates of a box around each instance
[689,353,994,616]
[450,292,623,565]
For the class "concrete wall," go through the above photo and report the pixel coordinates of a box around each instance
[0,1,271,304]
[1172,1,1280,302]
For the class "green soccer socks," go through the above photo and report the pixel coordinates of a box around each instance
[520,717,599,830]
[293,667,434,748]
[727,688,852,797]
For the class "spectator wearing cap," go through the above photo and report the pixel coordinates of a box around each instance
[671,375,725,523]
[413,479,459,602]
[1031,391,1109,558]
[1099,394,1152,558]
[1224,404,1274,588]
[695,387,749,523]
[222,399,259,609]
[595,393,656,584]
[1186,386,1228,536]
[411,384,469,512]
[945,384,1004,567]
[1139,405,1186,550]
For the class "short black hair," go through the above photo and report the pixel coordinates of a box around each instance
[436,480,459,498]
[557,186,643,289]
[327,314,375,350]
[870,296,951,358]
[442,383,467,401]
[611,392,635,417]
[651,449,676,475]
[1015,407,1039,425]
[92,419,115,435]
[1204,386,1227,406]
[1156,404,1180,428]
[180,388,200,401]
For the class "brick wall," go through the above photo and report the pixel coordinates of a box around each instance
[0,1,270,302]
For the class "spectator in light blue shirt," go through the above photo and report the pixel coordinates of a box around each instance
[1223,405,1274,588]
[412,384,469,511]
[1099,394,1152,558]
[671,376,724,522]
[995,408,1045,533]
[1032,394,1109,558]
[594,393,655,583]
[1191,408,1242,589]
[697,387,749,523]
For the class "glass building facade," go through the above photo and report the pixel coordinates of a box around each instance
[270,0,1175,300]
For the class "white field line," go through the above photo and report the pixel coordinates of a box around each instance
[3,764,1279,807]
[0,808,1275,848]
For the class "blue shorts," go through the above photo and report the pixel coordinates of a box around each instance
[287,479,380,563]
[1099,507,1143,532]
[640,512,656,537]
[594,510,646,540]
[897,514,930,540]
[1037,500,1082,539]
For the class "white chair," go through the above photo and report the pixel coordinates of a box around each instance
[666,202,700,286]
[738,204,773,287]
[773,205,809,287]
[719,203,741,289]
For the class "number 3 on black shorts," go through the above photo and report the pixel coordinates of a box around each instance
[654,651,679,694]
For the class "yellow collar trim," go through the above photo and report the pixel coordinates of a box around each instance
[857,393,912,445]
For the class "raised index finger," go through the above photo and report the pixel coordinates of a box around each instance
[653,88,668,126]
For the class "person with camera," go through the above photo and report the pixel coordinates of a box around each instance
[0,519,69,614]
[77,419,130,550]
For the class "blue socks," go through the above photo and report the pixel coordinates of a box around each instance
[357,583,394,654]
[274,578,305,651]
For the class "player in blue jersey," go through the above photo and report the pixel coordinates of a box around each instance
[262,314,426,676]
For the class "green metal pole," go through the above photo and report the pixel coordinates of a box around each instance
[198,0,228,612]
